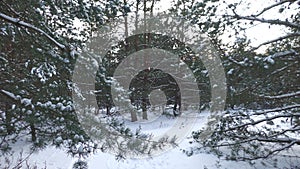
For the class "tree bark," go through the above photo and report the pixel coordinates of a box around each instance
[30,123,37,142]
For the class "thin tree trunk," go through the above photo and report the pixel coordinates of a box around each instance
[124,0,128,38]
[131,0,141,122]
[30,123,37,142]
[5,104,13,134]
[142,97,148,120]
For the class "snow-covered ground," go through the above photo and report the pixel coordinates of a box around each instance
[1,111,299,169]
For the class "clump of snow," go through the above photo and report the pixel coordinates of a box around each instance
[264,56,275,64]
[55,136,63,143]
[227,68,234,75]
[21,98,32,106]
[1,89,18,100]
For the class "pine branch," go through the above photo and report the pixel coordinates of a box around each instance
[212,132,300,148]
[0,12,66,50]
[225,112,300,132]
[236,140,298,161]
[251,104,300,115]
[258,91,300,99]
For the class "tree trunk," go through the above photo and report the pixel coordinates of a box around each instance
[124,0,128,38]
[142,97,148,120]
[30,123,37,142]
[131,111,138,122]
[5,103,14,134]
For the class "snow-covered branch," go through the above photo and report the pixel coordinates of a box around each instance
[233,15,300,30]
[251,104,300,115]
[259,91,300,99]
[225,112,300,132]
[1,89,32,106]
[234,135,300,145]
[0,12,66,50]
[235,138,299,160]
[228,57,247,67]
[267,50,299,59]
[216,134,300,148]
[1,89,18,100]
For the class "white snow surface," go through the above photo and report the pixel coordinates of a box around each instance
[1,111,299,169]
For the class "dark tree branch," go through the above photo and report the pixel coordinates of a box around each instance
[233,15,300,30]
[268,61,297,77]
[1,0,21,18]
[228,5,300,30]
[252,0,291,17]
[214,133,300,148]
[250,32,300,51]
[237,140,298,161]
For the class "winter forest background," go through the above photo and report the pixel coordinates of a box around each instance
[0,0,299,169]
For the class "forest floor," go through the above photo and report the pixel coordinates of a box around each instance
[1,111,299,169]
